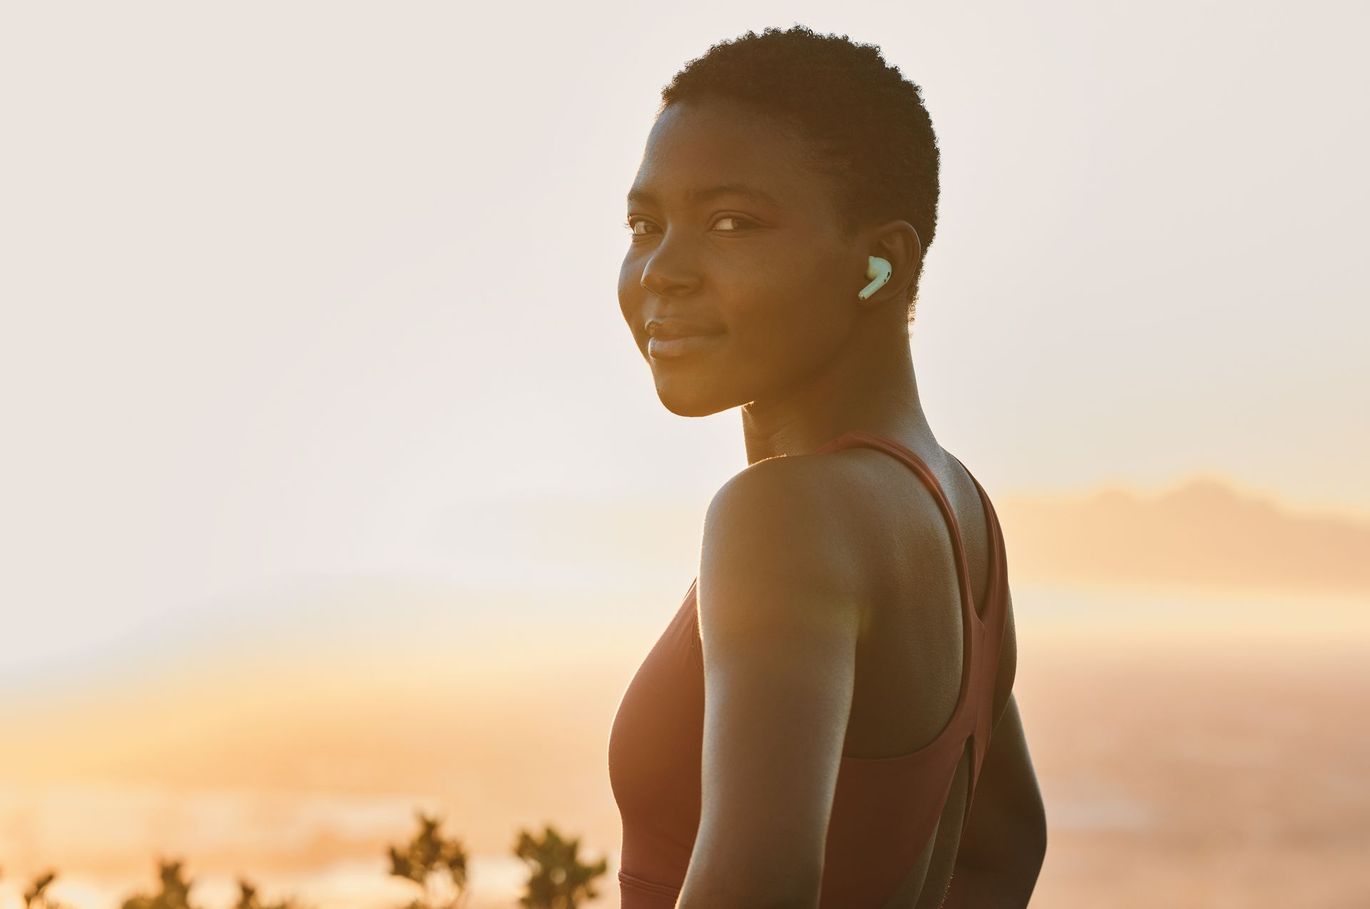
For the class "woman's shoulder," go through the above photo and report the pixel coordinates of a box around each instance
[701,445,935,615]
[704,451,872,564]
[705,446,903,553]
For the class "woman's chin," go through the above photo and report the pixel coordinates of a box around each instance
[654,382,734,418]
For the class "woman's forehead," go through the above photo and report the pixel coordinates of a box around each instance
[631,99,831,212]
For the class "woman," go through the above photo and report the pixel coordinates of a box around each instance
[608,25,1046,909]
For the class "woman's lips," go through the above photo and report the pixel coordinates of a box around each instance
[648,332,724,360]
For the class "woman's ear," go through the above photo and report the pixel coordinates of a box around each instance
[859,220,921,304]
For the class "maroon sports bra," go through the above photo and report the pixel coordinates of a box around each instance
[607,430,1010,907]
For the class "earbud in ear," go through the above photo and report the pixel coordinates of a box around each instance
[857,256,893,300]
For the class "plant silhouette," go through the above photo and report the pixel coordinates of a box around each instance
[6,807,608,909]
[386,809,470,909]
[512,824,607,909]
[8,868,73,909]
[233,878,312,909]
[120,859,200,909]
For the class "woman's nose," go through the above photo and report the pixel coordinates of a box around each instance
[640,242,701,297]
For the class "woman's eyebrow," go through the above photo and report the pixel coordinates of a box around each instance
[627,182,781,209]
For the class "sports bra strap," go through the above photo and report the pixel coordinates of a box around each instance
[812,430,983,631]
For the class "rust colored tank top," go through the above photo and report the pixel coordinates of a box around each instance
[607,430,1010,908]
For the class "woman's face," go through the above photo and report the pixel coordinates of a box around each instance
[618,97,865,418]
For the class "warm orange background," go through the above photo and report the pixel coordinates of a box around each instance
[2,2,1367,907]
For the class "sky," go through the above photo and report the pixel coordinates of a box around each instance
[0,1,1368,904]
[3,0,1367,689]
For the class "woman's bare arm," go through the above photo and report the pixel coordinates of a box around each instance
[941,692,1047,908]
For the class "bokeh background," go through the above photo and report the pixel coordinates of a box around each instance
[3,1,1367,907]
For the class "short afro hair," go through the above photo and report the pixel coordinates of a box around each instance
[659,24,940,324]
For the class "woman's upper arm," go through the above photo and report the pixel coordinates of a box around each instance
[676,456,868,909]
[941,578,1045,907]
[959,590,1045,863]
[949,692,1047,896]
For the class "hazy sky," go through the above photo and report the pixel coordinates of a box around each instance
[2,1,1367,687]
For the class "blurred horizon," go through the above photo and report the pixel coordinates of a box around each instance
[5,579,1367,908]
[5,470,1369,906]
[7,466,1369,703]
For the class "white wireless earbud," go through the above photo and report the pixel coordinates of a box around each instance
[857,256,893,300]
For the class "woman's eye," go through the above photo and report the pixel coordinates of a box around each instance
[711,215,755,232]
[624,215,756,239]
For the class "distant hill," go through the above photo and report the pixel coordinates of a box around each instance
[996,475,1370,596]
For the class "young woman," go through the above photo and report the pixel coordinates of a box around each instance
[608,25,1046,909]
